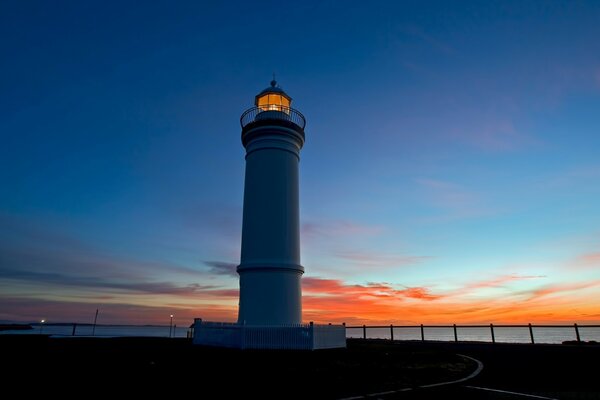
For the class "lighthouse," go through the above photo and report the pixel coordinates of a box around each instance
[193,81,345,349]
[237,79,305,325]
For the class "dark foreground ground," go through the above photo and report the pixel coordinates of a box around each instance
[385,341,600,400]
[2,336,599,399]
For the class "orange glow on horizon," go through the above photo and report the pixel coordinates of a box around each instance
[3,275,599,326]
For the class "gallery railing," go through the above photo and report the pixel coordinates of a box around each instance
[240,106,306,130]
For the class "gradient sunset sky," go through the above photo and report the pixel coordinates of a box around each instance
[1,1,600,326]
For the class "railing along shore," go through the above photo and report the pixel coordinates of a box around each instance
[9,322,599,344]
[345,323,600,344]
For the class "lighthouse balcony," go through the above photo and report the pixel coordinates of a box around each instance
[240,106,306,131]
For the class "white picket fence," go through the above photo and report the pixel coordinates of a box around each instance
[192,319,346,350]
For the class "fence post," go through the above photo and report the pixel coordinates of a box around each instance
[574,323,581,343]
[453,324,458,342]
[528,323,535,344]
[490,323,495,343]
[390,324,394,341]
[72,323,77,336]
[420,324,425,341]
[363,324,366,340]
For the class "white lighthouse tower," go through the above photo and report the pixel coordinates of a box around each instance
[193,81,345,349]
[237,79,304,325]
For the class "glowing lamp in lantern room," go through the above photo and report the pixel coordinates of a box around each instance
[255,79,291,112]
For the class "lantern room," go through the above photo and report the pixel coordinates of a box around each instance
[255,80,291,112]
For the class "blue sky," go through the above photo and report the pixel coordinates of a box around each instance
[1,1,600,325]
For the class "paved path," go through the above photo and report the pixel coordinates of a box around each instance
[353,341,600,399]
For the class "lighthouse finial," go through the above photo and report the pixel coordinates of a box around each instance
[271,72,277,87]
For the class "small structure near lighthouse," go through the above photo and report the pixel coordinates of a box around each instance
[193,81,346,349]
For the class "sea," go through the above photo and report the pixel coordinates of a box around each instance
[0,324,189,338]
[2,324,599,344]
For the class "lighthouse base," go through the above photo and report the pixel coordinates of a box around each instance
[192,319,346,350]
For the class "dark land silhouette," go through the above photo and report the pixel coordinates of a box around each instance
[2,336,599,398]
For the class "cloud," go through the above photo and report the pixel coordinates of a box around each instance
[460,118,531,151]
[572,253,600,268]
[178,204,242,240]
[204,289,239,298]
[0,242,226,297]
[302,277,443,324]
[334,250,429,267]
[301,274,600,325]
[3,214,599,326]
[0,214,240,312]
[525,280,600,301]
[301,220,384,239]
[415,178,495,221]
[540,165,600,190]
[302,277,347,294]
[303,277,440,301]
[301,220,425,273]
[3,269,599,326]
[416,179,478,209]
[0,213,90,252]
[0,214,208,280]
[0,296,237,325]
[203,261,238,277]
[399,287,441,301]
[431,95,538,152]
[460,274,546,293]
[0,266,224,297]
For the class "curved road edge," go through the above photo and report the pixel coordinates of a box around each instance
[338,353,484,400]
[421,354,484,388]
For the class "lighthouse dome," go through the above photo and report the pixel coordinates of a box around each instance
[255,80,292,111]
